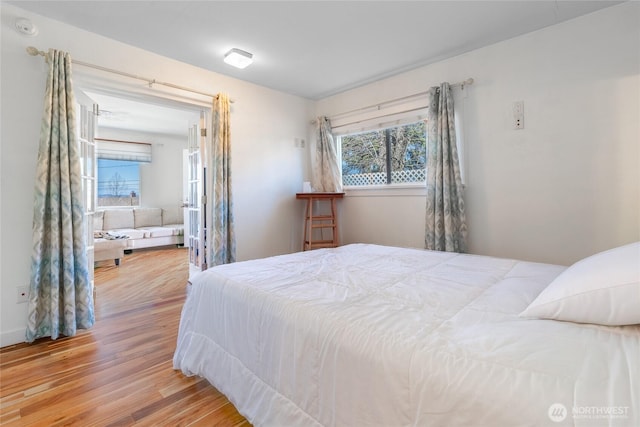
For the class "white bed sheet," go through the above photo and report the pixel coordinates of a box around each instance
[173,244,639,426]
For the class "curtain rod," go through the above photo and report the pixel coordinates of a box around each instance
[312,77,473,125]
[332,106,427,131]
[26,46,233,102]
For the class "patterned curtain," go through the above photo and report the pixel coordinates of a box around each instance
[26,50,94,342]
[425,83,467,252]
[207,93,236,266]
[312,116,343,192]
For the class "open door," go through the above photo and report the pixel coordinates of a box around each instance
[186,111,207,277]
[75,90,98,292]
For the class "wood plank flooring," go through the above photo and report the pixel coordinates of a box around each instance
[0,248,250,426]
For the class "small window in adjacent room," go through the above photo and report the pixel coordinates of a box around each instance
[95,138,151,207]
[97,159,141,207]
[339,120,426,187]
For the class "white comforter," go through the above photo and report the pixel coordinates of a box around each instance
[173,244,639,426]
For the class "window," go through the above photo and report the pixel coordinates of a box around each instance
[97,159,141,207]
[340,120,426,187]
[95,138,151,207]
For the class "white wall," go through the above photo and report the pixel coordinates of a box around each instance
[315,2,640,266]
[96,128,189,209]
[0,4,312,346]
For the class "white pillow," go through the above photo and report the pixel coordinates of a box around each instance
[520,242,640,326]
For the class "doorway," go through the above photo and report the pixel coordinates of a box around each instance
[79,87,208,279]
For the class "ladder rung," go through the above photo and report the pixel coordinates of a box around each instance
[311,224,335,229]
[306,215,334,220]
[305,241,336,247]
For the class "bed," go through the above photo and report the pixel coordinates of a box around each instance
[173,243,639,426]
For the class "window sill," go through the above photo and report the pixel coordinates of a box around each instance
[344,184,426,197]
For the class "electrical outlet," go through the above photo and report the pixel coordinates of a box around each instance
[513,101,524,130]
[17,286,29,303]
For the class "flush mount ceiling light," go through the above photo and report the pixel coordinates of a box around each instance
[224,48,253,69]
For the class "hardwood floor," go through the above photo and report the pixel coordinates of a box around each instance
[0,248,250,426]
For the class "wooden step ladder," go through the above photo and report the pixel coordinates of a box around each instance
[296,192,345,251]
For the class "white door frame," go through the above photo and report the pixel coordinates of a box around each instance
[75,89,98,292]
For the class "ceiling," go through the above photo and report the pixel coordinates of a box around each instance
[10,1,623,101]
[8,1,623,136]
[83,91,200,137]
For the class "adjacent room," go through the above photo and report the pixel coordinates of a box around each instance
[88,92,199,268]
[1,1,638,425]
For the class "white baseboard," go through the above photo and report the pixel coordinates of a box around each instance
[0,328,26,348]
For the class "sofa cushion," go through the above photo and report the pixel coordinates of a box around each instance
[103,209,134,230]
[138,226,175,238]
[162,224,184,236]
[134,208,162,228]
[94,210,104,231]
[162,207,183,226]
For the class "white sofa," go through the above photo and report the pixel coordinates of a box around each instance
[94,207,184,265]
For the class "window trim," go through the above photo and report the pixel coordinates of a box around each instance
[344,183,427,198]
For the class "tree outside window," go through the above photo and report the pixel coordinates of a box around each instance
[97,159,141,206]
[340,121,426,186]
